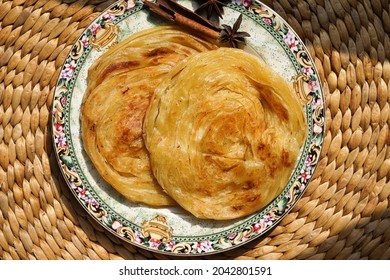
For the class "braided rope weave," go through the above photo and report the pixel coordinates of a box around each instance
[0,0,389,260]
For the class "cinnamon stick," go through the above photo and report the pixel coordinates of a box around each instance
[143,0,221,39]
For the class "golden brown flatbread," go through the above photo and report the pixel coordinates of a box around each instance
[81,26,218,206]
[144,48,307,218]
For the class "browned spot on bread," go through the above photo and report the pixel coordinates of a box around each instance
[144,47,175,58]
[90,123,96,133]
[272,101,289,121]
[268,161,277,178]
[243,181,256,190]
[281,149,292,167]
[254,84,289,121]
[246,195,259,202]
[99,61,140,82]
[231,205,244,211]
[258,143,271,160]
[258,143,265,151]
[198,188,212,196]
[115,96,150,147]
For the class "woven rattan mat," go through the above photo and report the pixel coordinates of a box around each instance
[1,0,390,260]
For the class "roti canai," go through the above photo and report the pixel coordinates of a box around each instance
[81,26,218,206]
[143,48,307,218]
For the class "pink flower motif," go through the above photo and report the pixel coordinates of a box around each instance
[262,218,272,227]
[298,170,312,183]
[253,222,262,232]
[263,18,272,26]
[308,80,319,92]
[167,241,176,250]
[134,232,143,244]
[127,0,136,10]
[77,186,87,198]
[54,123,64,133]
[90,23,102,35]
[311,97,322,110]
[301,66,314,76]
[61,96,66,106]
[61,60,77,80]
[305,154,313,167]
[313,123,322,134]
[69,180,76,189]
[149,238,161,248]
[243,0,253,8]
[227,233,237,240]
[102,12,114,22]
[66,60,76,71]
[283,31,298,52]
[55,135,67,149]
[112,220,123,230]
[268,211,276,220]
[192,241,213,253]
[80,35,89,48]
[87,197,99,209]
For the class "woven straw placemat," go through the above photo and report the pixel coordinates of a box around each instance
[0,0,389,260]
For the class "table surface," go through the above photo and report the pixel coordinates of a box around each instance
[0,0,389,260]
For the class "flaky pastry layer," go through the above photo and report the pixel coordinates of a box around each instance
[81,26,218,206]
[144,48,307,218]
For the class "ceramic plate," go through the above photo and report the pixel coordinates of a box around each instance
[52,0,325,256]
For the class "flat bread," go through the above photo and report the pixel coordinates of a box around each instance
[144,48,307,218]
[81,26,218,206]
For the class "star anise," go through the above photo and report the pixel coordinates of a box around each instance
[218,14,251,48]
[195,0,227,19]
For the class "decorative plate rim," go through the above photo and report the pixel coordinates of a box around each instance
[51,0,326,256]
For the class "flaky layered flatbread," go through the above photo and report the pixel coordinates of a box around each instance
[81,26,218,206]
[144,48,307,218]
